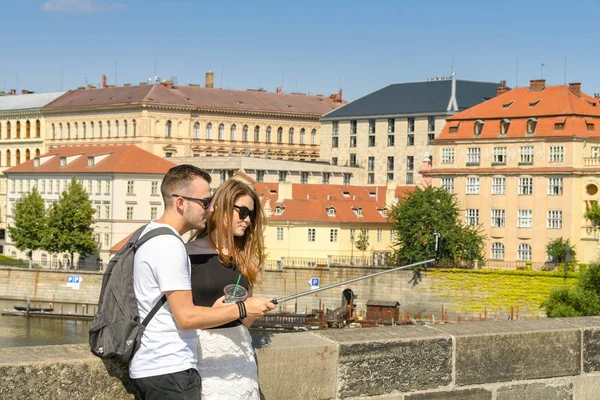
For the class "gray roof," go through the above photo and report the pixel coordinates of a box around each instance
[0,91,67,112]
[321,80,499,120]
[366,300,400,307]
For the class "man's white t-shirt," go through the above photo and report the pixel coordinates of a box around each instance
[129,221,198,379]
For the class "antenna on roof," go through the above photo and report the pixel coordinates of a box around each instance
[541,63,545,79]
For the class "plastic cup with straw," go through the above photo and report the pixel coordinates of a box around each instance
[224,275,248,303]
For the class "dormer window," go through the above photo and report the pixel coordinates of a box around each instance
[60,157,66,167]
[87,157,95,167]
[529,100,540,107]
[379,208,388,217]
[527,118,537,134]
[342,191,350,198]
[501,101,514,109]
[354,207,363,217]
[327,207,336,217]
[554,117,566,130]
[448,122,460,133]
[474,120,484,136]
[274,206,284,215]
[586,119,595,131]
[500,119,510,135]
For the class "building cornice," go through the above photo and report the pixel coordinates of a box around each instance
[320,111,454,122]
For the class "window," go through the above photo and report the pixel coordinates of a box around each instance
[500,119,510,135]
[262,126,270,143]
[104,233,110,247]
[105,180,111,194]
[548,177,563,195]
[132,120,137,137]
[206,123,213,139]
[547,210,563,229]
[492,177,506,195]
[299,128,306,144]
[466,177,480,194]
[308,228,316,242]
[368,157,375,171]
[165,120,172,137]
[428,116,435,132]
[74,122,79,138]
[58,123,63,138]
[491,209,505,227]
[41,180,46,193]
[87,180,93,193]
[311,129,317,145]
[405,172,413,184]
[350,136,357,147]
[277,227,284,241]
[151,181,159,195]
[301,172,308,184]
[330,229,338,242]
[368,119,376,133]
[230,124,237,141]
[517,243,531,261]
[98,121,103,137]
[96,181,101,193]
[322,173,330,184]
[343,173,351,186]
[518,210,533,228]
[331,157,338,165]
[278,171,287,182]
[277,127,283,143]
[150,207,158,220]
[87,157,95,167]
[368,173,375,184]
[467,148,480,165]
[387,134,395,147]
[114,120,119,137]
[127,180,134,195]
[377,229,383,242]
[104,205,110,219]
[349,154,357,167]
[549,146,564,163]
[406,156,414,171]
[219,124,226,140]
[441,148,455,164]
[520,146,534,164]
[441,178,454,194]
[90,122,94,138]
[332,137,339,148]
[465,209,479,226]
[256,170,264,183]
[493,147,507,164]
[123,120,127,137]
[491,243,505,260]
[332,121,339,135]
[288,128,294,144]
[126,206,134,220]
[350,120,357,134]
[518,177,533,195]
[407,117,415,132]
[388,118,395,133]
[387,156,394,171]
[527,118,537,134]
[368,135,375,147]
[407,134,414,146]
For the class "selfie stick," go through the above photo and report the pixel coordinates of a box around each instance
[271,232,442,305]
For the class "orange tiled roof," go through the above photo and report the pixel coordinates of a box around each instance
[43,84,345,116]
[4,144,177,174]
[437,83,600,141]
[110,234,132,253]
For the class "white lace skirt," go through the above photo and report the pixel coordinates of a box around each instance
[197,324,260,400]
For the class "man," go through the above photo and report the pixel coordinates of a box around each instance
[130,165,274,399]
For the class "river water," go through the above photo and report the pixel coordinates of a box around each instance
[0,299,90,348]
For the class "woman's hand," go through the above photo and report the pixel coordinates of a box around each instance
[212,296,227,307]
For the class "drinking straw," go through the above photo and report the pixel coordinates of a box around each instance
[231,274,242,299]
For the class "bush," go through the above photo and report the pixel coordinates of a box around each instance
[543,262,600,317]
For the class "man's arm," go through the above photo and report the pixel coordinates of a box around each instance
[166,290,275,330]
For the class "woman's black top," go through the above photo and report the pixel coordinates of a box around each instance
[189,253,249,329]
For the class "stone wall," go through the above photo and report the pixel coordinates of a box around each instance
[2,317,600,399]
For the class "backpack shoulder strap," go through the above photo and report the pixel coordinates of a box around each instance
[133,227,184,250]
[142,295,167,327]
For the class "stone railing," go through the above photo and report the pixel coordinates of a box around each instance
[2,317,600,399]
[583,157,600,167]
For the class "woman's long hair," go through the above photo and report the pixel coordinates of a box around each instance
[190,178,265,287]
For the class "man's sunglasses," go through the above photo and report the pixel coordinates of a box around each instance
[171,194,212,209]
[234,205,256,221]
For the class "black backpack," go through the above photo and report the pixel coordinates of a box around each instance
[89,224,183,363]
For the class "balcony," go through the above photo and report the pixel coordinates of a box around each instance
[584,157,600,167]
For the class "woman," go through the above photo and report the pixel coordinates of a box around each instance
[186,178,265,399]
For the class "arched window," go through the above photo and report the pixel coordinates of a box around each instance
[41,254,48,267]
[254,126,260,142]
[206,123,213,139]
[98,121,102,138]
[517,243,531,261]
[16,149,21,165]
[123,120,128,137]
[266,126,272,143]
[219,124,225,140]
[230,124,237,141]
[6,121,11,138]
[132,120,137,137]
[277,127,283,143]
[51,123,56,139]
[311,128,317,145]
[25,149,30,161]
[16,121,21,138]
[5,150,10,167]
[35,120,40,138]
[58,123,63,139]
[300,128,306,144]
[288,128,294,144]
[66,122,70,139]
[90,122,94,139]
[165,120,172,138]
[51,254,58,269]
[242,125,248,141]
[82,122,86,138]
[491,243,504,260]
[193,122,200,139]
[26,121,31,138]
[74,122,78,138]
[106,121,111,137]
[35,148,40,157]
[115,120,119,137]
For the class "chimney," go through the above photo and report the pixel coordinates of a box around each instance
[595,93,600,100]
[529,79,546,91]
[496,80,509,96]
[205,72,214,89]
[102,74,107,88]
[338,89,343,103]
[276,86,282,94]
[421,152,433,188]
[569,82,582,96]
[8,89,17,95]
[162,81,173,89]
[386,181,396,207]
[87,84,96,89]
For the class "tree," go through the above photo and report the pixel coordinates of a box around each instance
[8,187,46,265]
[389,186,486,264]
[44,177,98,269]
[543,263,600,317]
[355,229,369,257]
[546,237,577,264]
[585,203,600,228]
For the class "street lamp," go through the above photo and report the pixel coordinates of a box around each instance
[350,229,355,264]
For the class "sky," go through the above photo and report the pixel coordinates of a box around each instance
[1,0,600,101]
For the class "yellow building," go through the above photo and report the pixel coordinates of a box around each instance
[425,80,600,265]
[319,77,499,186]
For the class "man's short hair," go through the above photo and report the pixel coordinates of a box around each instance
[161,165,212,208]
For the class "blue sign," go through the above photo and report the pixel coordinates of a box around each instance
[310,278,320,288]
[67,276,74,283]
[73,276,80,284]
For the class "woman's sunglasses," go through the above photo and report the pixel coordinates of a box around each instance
[234,205,256,221]
[171,194,212,210]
